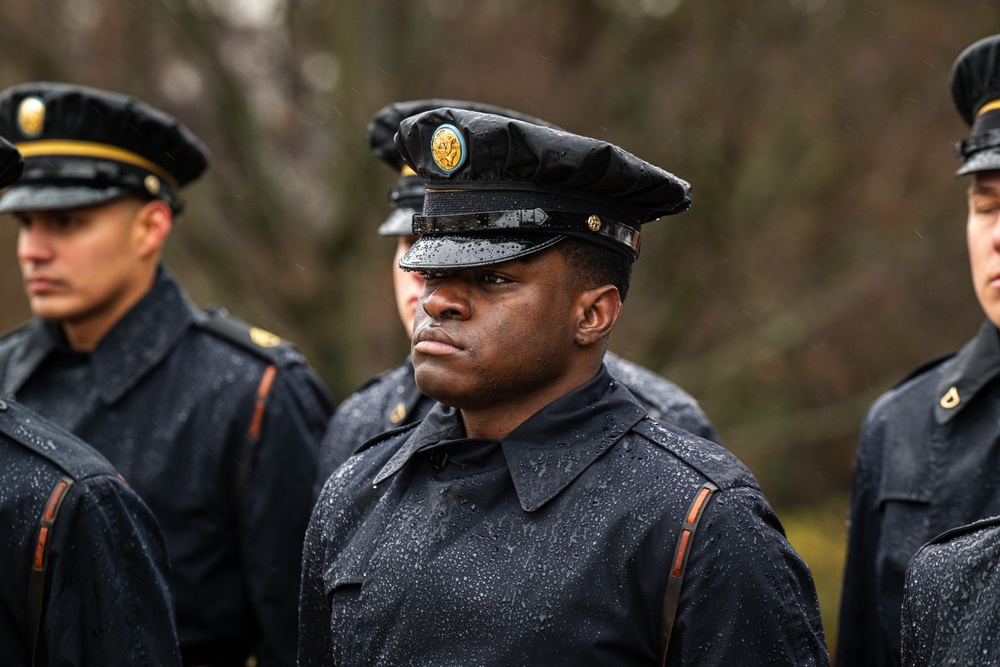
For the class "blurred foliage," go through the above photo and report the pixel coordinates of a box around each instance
[1,0,999,651]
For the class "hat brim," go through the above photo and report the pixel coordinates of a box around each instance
[0,183,132,213]
[398,232,566,270]
[956,147,1000,176]
[378,206,418,236]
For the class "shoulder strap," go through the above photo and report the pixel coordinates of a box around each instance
[233,364,278,509]
[660,481,718,666]
[28,475,75,667]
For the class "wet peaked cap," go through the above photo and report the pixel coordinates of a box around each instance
[368,99,560,236]
[393,107,691,270]
[952,35,1000,175]
[0,136,23,189]
[0,82,208,213]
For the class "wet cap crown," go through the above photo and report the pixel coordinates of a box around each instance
[951,35,1000,175]
[393,107,691,270]
[368,99,559,236]
[0,82,208,213]
[0,136,23,189]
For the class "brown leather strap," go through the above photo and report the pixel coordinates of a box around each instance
[29,475,74,666]
[234,364,277,509]
[660,481,718,666]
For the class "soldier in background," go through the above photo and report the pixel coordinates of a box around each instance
[300,107,828,666]
[0,135,181,666]
[0,82,333,667]
[316,99,717,489]
[837,33,1000,667]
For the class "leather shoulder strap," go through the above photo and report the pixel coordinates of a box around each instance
[28,475,74,666]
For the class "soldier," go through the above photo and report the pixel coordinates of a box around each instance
[0,82,334,667]
[900,516,1000,666]
[0,135,181,666]
[316,99,717,488]
[837,33,1000,667]
[300,108,829,666]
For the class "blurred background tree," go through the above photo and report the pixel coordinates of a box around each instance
[0,0,996,652]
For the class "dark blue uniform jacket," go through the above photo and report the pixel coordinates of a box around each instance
[838,320,1000,667]
[316,351,718,493]
[301,366,828,666]
[0,399,180,667]
[901,515,1000,667]
[0,267,334,667]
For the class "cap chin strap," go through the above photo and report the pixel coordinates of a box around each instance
[413,208,640,255]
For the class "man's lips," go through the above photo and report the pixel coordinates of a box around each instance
[24,275,64,293]
[413,327,464,355]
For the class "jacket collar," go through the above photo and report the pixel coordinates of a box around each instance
[6,266,197,405]
[373,365,648,512]
[935,320,1000,424]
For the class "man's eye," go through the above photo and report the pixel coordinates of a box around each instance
[482,274,509,285]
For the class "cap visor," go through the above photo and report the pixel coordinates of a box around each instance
[956,148,1000,176]
[378,207,418,236]
[0,184,131,213]
[398,232,565,270]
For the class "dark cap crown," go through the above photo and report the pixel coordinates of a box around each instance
[393,107,691,269]
[951,35,1000,175]
[0,136,23,189]
[368,99,559,236]
[0,82,208,212]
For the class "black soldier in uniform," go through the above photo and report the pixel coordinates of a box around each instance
[900,516,1000,667]
[0,82,333,667]
[0,135,181,666]
[837,34,1000,667]
[300,108,829,666]
[316,99,717,487]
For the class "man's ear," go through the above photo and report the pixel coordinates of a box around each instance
[133,199,173,259]
[574,284,622,347]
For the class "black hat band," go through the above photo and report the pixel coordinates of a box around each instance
[413,208,640,254]
[17,139,179,187]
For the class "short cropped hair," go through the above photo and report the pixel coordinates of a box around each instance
[556,236,633,302]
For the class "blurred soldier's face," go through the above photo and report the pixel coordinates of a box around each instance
[410,247,581,412]
[392,235,424,339]
[14,197,159,349]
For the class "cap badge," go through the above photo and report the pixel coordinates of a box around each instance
[16,96,46,138]
[430,124,466,173]
[940,386,960,409]
[249,327,281,348]
[587,215,602,232]
[144,175,161,195]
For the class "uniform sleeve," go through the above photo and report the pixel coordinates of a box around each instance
[835,405,891,667]
[298,488,335,667]
[667,485,830,667]
[40,474,182,667]
[238,361,333,667]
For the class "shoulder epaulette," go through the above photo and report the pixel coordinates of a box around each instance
[893,351,957,388]
[0,399,116,482]
[194,306,301,364]
[632,417,752,492]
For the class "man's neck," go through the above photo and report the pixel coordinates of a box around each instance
[61,270,158,352]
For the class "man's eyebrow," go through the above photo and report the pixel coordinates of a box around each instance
[969,182,1000,196]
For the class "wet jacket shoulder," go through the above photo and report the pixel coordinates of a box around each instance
[302,370,827,666]
[604,351,718,441]
[901,516,1000,666]
[0,399,180,667]
[838,320,1000,667]
[315,359,432,492]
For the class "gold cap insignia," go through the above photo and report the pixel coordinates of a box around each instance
[249,327,281,348]
[144,175,161,195]
[430,124,466,173]
[389,402,407,424]
[17,96,46,138]
[940,386,960,409]
[587,215,602,232]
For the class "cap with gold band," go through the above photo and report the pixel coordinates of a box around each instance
[951,35,1000,176]
[0,136,23,190]
[392,107,691,270]
[367,99,560,236]
[0,81,208,213]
